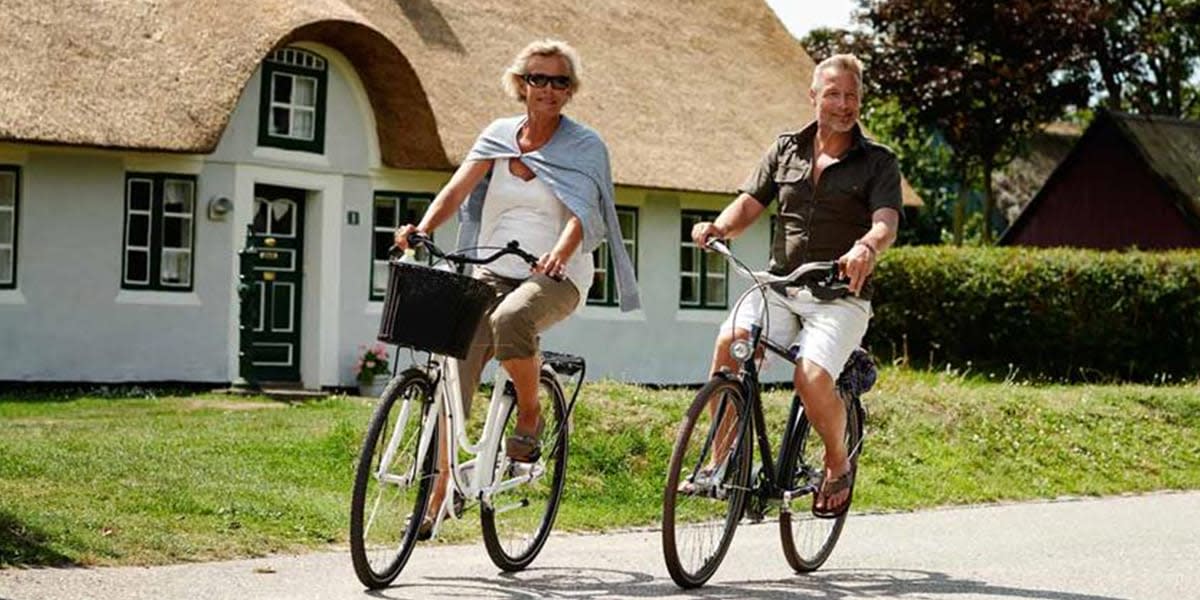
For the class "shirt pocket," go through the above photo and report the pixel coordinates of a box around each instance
[774,160,810,185]
[825,175,866,200]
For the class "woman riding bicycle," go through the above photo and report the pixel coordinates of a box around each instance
[393,39,639,536]
[690,54,900,519]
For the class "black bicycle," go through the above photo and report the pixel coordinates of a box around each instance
[661,239,876,588]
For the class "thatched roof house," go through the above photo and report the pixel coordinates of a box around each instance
[0,0,920,387]
[1,0,921,202]
[1000,110,1200,249]
[993,122,1080,223]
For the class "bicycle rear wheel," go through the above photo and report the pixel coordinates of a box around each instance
[480,371,568,571]
[778,393,862,572]
[661,376,751,588]
[349,369,438,589]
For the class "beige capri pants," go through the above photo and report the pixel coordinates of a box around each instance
[453,269,579,410]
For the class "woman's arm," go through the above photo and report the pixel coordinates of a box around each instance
[394,159,492,249]
[536,215,583,280]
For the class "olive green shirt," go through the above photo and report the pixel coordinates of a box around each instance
[740,122,902,300]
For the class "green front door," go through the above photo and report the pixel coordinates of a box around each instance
[248,184,306,382]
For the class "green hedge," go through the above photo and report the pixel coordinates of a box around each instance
[867,246,1200,382]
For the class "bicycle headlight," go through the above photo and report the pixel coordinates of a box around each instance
[729,339,754,362]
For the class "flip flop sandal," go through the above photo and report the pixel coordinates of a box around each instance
[677,467,717,497]
[812,463,856,519]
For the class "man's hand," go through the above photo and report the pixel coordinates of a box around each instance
[837,240,876,296]
[691,222,727,249]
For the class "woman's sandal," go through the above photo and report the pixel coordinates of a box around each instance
[505,415,545,463]
[812,462,857,519]
[413,514,435,541]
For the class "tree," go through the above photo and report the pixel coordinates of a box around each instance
[1089,0,1200,117]
[858,0,1102,244]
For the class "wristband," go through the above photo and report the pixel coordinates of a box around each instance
[855,239,878,259]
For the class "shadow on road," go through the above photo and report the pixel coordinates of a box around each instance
[363,566,1129,599]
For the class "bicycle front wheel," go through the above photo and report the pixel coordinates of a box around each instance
[778,392,862,572]
[480,371,568,571]
[661,376,751,588]
[349,369,438,589]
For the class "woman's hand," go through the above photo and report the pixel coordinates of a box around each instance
[393,224,425,251]
[535,249,571,281]
[536,215,583,281]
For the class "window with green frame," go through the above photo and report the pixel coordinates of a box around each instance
[680,210,727,309]
[371,192,434,300]
[0,166,18,289]
[587,206,638,306]
[122,173,196,291]
[258,47,328,153]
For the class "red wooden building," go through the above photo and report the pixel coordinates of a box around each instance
[999,110,1200,249]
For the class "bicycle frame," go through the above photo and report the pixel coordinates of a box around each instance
[708,239,863,517]
[377,354,558,539]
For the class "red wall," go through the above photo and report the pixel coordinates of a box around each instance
[1009,125,1200,250]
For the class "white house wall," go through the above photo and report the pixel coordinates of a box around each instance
[0,149,234,382]
[1,38,790,386]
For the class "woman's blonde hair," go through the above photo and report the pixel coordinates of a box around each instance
[501,39,582,102]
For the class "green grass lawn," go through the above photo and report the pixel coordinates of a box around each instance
[2,368,1198,567]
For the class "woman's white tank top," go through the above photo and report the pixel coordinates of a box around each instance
[477,159,593,302]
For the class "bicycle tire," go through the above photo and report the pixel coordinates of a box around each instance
[778,393,862,572]
[349,369,439,589]
[661,376,752,588]
[480,370,569,571]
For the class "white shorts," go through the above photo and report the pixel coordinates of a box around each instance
[720,286,871,379]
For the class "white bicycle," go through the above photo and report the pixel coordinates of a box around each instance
[349,235,585,589]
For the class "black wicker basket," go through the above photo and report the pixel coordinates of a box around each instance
[377,262,496,359]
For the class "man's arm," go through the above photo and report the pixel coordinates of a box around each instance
[839,207,899,295]
[690,193,766,247]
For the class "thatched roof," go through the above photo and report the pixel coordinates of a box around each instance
[1117,112,1200,221]
[0,0,921,204]
[993,123,1080,223]
[999,110,1200,244]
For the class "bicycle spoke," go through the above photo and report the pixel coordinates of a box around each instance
[350,372,437,589]
[779,396,861,572]
[481,372,569,571]
[663,378,750,588]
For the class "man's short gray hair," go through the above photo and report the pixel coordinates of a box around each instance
[811,53,864,93]
[502,39,583,102]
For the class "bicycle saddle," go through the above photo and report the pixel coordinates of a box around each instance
[542,351,585,377]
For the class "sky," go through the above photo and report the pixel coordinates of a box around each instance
[763,0,856,39]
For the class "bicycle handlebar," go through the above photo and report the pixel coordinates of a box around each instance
[394,233,540,268]
[704,237,844,290]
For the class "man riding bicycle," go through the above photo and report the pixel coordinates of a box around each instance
[690,54,901,519]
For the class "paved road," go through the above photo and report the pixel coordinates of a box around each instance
[2,492,1197,600]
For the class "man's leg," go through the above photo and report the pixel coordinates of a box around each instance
[793,360,850,512]
[788,292,871,515]
[700,290,798,472]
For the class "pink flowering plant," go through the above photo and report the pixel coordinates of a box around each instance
[353,343,391,385]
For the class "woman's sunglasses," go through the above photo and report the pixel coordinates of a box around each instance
[522,73,572,90]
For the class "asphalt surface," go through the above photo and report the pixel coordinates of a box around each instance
[1,492,1197,600]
